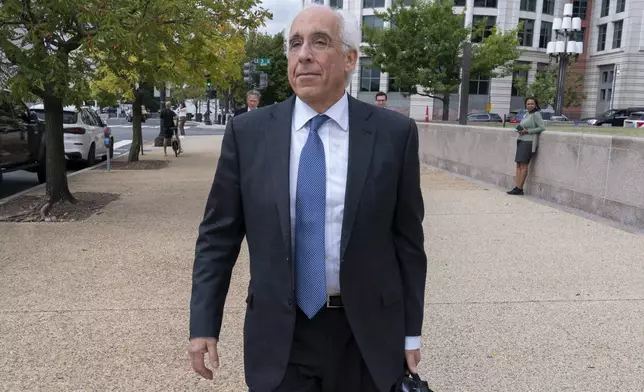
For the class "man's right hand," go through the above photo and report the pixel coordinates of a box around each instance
[188,337,219,380]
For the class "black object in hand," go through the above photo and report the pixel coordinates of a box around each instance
[396,373,434,392]
[515,125,524,131]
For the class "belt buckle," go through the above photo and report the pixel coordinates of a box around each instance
[326,295,342,309]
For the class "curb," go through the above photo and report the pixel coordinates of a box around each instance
[0,142,154,205]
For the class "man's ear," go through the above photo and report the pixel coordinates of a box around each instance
[345,48,358,74]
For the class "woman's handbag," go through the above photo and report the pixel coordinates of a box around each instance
[395,373,435,392]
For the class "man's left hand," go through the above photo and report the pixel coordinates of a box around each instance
[405,349,421,374]
[519,130,529,135]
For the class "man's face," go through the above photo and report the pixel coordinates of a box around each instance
[375,95,387,107]
[247,95,260,110]
[287,8,357,103]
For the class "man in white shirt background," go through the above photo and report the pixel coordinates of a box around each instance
[234,90,261,117]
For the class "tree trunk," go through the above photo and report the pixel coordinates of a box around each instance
[128,90,143,162]
[43,92,75,204]
[442,94,450,121]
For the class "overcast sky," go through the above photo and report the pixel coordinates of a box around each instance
[259,0,302,35]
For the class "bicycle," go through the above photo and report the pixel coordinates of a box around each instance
[171,133,181,157]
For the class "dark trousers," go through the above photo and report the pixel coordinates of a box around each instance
[273,307,383,392]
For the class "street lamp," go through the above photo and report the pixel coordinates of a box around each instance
[546,3,583,116]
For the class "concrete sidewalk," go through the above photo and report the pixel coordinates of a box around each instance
[0,136,642,391]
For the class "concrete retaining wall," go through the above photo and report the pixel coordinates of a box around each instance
[418,123,644,229]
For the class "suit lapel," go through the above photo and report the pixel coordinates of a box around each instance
[340,96,376,258]
[268,95,296,258]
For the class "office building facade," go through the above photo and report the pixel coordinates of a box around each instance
[301,0,640,119]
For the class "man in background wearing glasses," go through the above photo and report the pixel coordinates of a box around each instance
[189,4,427,392]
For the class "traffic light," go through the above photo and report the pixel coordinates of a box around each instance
[259,72,268,90]
[206,78,212,88]
[243,62,254,84]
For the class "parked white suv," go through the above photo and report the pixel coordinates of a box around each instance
[30,105,113,167]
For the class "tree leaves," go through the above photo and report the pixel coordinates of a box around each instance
[362,0,524,105]
[512,62,586,109]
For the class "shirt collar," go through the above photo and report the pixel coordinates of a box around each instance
[293,93,349,132]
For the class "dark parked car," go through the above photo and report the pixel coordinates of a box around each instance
[467,112,503,122]
[0,92,46,186]
[583,107,644,127]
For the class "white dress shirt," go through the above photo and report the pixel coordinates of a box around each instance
[289,93,421,351]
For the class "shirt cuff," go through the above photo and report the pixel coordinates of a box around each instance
[405,336,421,350]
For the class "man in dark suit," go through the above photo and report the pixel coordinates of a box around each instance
[189,4,427,392]
[234,90,261,116]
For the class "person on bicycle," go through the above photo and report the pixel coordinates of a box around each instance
[161,101,182,156]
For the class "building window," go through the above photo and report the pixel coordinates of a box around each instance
[469,74,490,95]
[471,15,496,43]
[602,69,614,83]
[360,60,381,92]
[520,0,537,12]
[537,62,550,72]
[612,20,623,48]
[363,0,385,8]
[473,0,497,7]
[454,0,466,5]
[601,0,610,17]
[539,21,552,48]
[388,75,406,92]
[600,88,612,100]
[518,19,535,47]
[572,0,588,19]
[542,0,555,15]
[330,0,343,8]
[362,15,384,42]
[616,0,625,13]
[577,26,586,42]
[512,61,530,97]
[312,0,323,3]
[597,24,607,51]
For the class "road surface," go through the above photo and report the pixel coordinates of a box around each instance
[0,118,225,200]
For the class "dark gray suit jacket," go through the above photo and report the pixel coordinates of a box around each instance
[190,95,427,392]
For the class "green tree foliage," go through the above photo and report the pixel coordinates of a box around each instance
[362,0,524,120]
[513,62,587,109]
[89,0,270,161]
[0,0,103,205]
[235,31,292,106]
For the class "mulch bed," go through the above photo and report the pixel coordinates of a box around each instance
[0,192,120,223]
[97,160,169,170]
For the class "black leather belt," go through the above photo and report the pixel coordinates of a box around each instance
[326,295,343,308]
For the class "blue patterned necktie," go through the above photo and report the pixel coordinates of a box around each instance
[295,114,329,319]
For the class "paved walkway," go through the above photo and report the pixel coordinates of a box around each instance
[1,136,642,391]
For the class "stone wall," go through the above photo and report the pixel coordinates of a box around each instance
[418,123,644,229]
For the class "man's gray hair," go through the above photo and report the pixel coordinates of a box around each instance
[284,4,361,87]
[246,90,261,98]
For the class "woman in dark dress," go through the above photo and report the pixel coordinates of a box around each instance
[507,97,545,195]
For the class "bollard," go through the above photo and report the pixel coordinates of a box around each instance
[104,127,112,172]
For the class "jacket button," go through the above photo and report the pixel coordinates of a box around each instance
[288,300,293,306]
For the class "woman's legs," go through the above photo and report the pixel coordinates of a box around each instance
[179,118,186,136]
[518,163,530,189]
[515,163,522,188]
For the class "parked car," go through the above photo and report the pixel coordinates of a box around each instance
[0,93,46,186]
[623,111,644,128]
[508,109,527,124]
[583,107,644,127]
[467,112,503,123]
[549,115,570,122]
[30,104,113,167]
